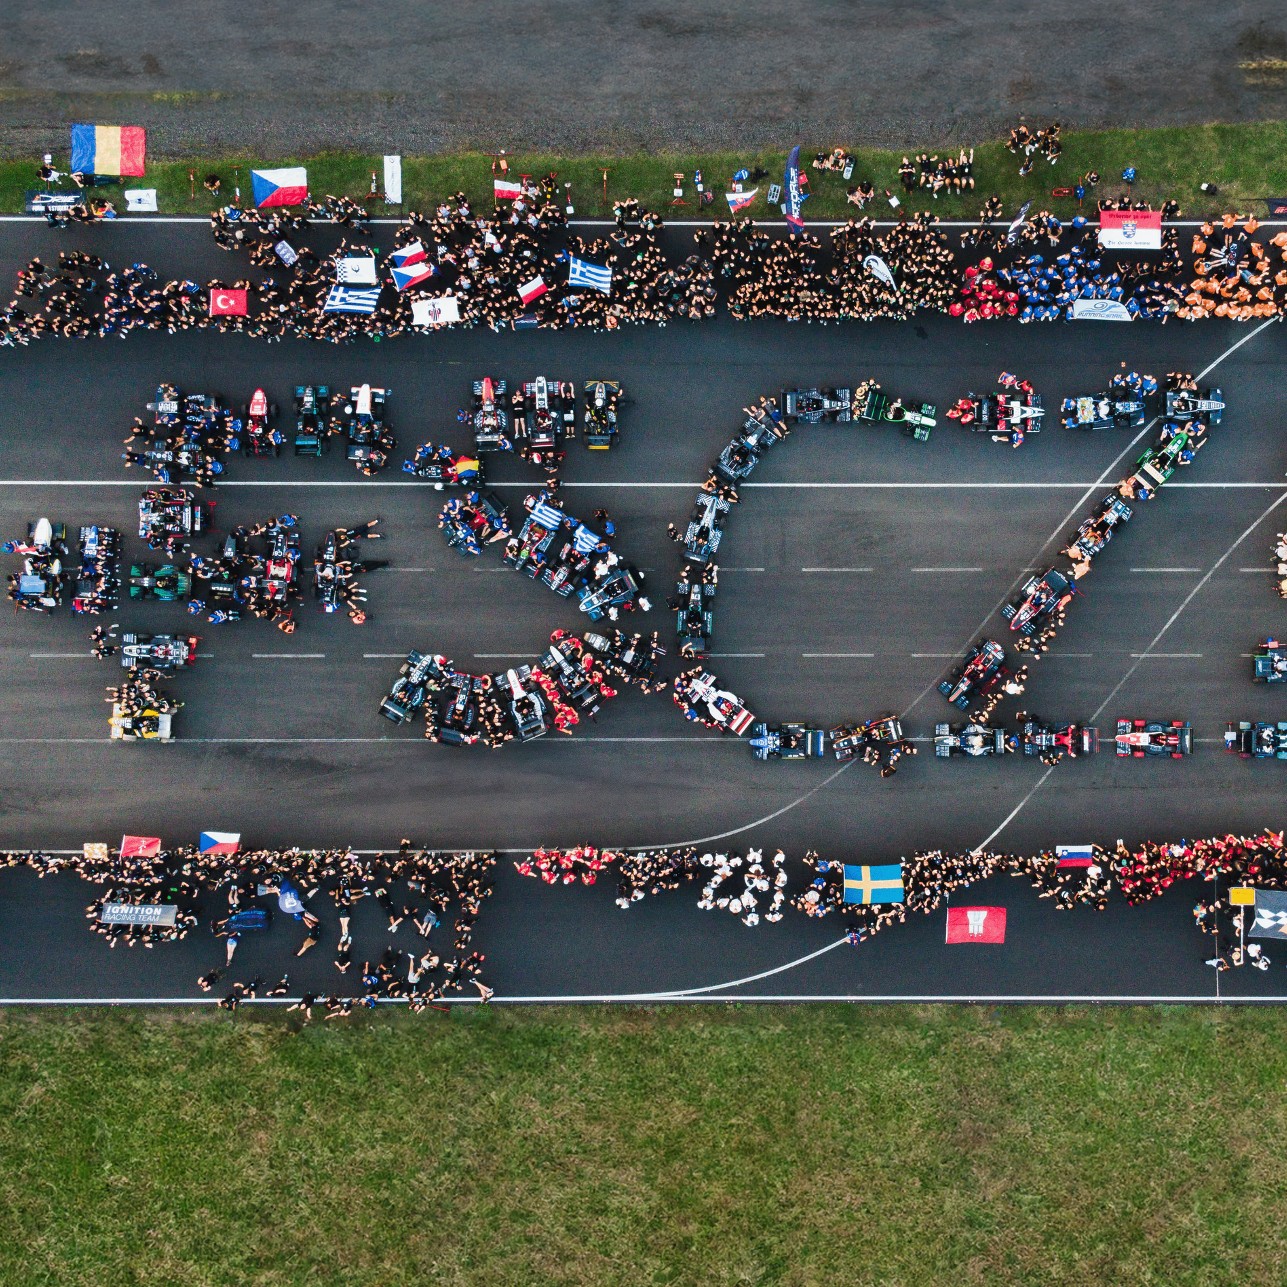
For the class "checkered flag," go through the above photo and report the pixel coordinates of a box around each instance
[1251,889,1287,937]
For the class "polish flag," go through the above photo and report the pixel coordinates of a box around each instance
[517,275,547,304]
[494,178,524,200]
[209,288,249,316]
[946,906,1007,944]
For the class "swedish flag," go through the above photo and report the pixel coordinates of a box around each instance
[843,863,904,904]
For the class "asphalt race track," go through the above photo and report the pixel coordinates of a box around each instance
[0,222,1284,1003]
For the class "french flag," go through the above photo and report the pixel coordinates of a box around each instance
[199,831,241,856]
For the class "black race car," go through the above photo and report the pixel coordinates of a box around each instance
[537,638,604,717]
[582,629,666,690]
[1165,383,1224,427]
[934,722,1013,757]
[337,384,395,469]
[829,715,905,762]
[501,667,549,742]
[939,640,1008,710]
[577,563,650,620]
[293,384,330,456]
[749,722,827,760]
[472,377,512,453]
[379,650,446,724]
[512,377,576,455]
[783,387,852,424]
[138,486,206,554]
[1002,568,1077,636]
[1067,496,1131,561]
[675,573,715,658]
[1060,392,1147,431]
[683,491,732,565]
[715,411,790,482]
[439,491,511,556]
[582,380,622,449]
[119,632,199,671]
[1016,717,1099,757]
[1224,720,1287,760]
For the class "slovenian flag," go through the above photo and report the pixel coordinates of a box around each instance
[199,831,241,856]
[518,275,547,305]
[251,167,309,208]
[71,124,146,177]
[725,187,759,215]
[1055,844,1095,868]
[495,178,524,200]
[392,262,436,291]
[568,257,613,294]
[391,241,428,268]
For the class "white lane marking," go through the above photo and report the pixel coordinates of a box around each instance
[372,567,433,573]
[363,653,407,659]
[473,653,536,658]
[29,652,94,658]
[911,566,983,573]
[1091,491,1287,725]
[721,567,766,572]
[3,479,1286,490]
[251,653,326,659]
[1130,566,1201,573]
[1240,567,1276,573]
[801,566,872,573]
[973,764,1059,854]
[801,652,874,658]
[641,938,852,998]
[910,652,958,658]
[1130,652,1203,658]
[707,652,766,658]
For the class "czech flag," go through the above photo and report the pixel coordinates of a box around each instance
[391,262,436,291]
[494,178,524,200]
[725,187,759,215]
[199,831,241,856]
[391,241,427,268]
[517,274,547,305]
[209,288,249,316]
[119,834,162,859]
[251,167,309,208]
[71,124,146,177]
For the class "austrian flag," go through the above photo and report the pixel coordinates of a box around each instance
[518,275,547,305]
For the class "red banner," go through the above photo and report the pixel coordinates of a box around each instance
[209,289,248,317]
[946,906,1007,944]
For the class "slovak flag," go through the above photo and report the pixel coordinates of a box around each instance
[251,167,308,208]
[518,274,547,304]
[391,262,436,292]
[199,831,241,856]
[209,288,248,316]
[494,178,524,200]
[945,906,1007,944]
[725,187,759,215]
[119,835,162,859]
[391,241,428,268]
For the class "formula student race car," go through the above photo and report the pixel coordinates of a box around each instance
[471,377,512,453]
[716,410,790,482]
[119,632,199,671]
[379,650,446,724]
[336,384,396,469]
[582,380,622,449]
[683,491,732,565]
[537,637,606,719]
[783,386,852,424]
[1224,720,1287,759]
[127,562,190,601]
[1016,717,1100,757]
[934,721,1013,757]
[852,383,937,441]
[1164,383,1224,427]
[1060,391,1147,431]
[673,668,755,735]
[675,572,716,657]
[1067,496,1132,561]
[1123,430,1199,498]
[939,639,1009,710]
[749,721,827,760]
[973,387,1044,431]
[109,702,173,741]
[293,384,330,456]
[261,523,301,603]
[1002,568,1077,635]
[577,564,650,620]
[439,491,511,556]
[829,715,906,762]
[138,486,206,554]
[6,516,68,612]
[583,629,666,689]
[1253,640,1287,683]
[403,442,484,489]
[72,526,120,615]
[240,388,282,457]
[512,377,576,455]
[1114,718,1193,758]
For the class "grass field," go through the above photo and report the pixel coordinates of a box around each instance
[1,1004,1284,1287]
[4,122,1286,222]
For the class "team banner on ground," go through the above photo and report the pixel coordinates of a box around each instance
[99,903,178,926]
[1098,210,1162,249]
[1071,299,1134,321]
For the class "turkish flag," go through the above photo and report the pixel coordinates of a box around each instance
[946,906,1007,944]
[209,289,249,317]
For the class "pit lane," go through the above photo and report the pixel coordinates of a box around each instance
[0,222,1283,1001]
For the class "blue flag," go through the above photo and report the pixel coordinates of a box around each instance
[842,863,905,904]
[568,256,612,294]
[324,285,380,314]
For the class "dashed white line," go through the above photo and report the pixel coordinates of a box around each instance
[707,652,766,658]
[911,567,984,573]
[801,652,875,658]
[1130,652,1203,659]
[362,653,407,659]
[1130,567,1201,573]
[473,653,536,659]
[29,652,94,659]
[251,653,326,660]
[1239,567,1276,573]
[800,566,872,573]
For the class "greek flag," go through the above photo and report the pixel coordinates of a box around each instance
[572,524,602,554]
[568,256,612,294]
[529,501,565,531]
[324,285,380,315]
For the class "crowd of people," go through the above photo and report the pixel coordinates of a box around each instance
[5,168,1286,347]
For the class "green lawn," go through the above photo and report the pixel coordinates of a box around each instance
[2,1005,1285,1286]
[5,122,1287,221]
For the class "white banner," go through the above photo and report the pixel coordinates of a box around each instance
[412,295,461,327]
[336,256,378,285]
[383,154,402,205]
[124,189,157,212]
[1071,299,1133,321]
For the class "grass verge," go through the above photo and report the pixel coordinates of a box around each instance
[3,123,1286,222]
[1,1004,1284,1286]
